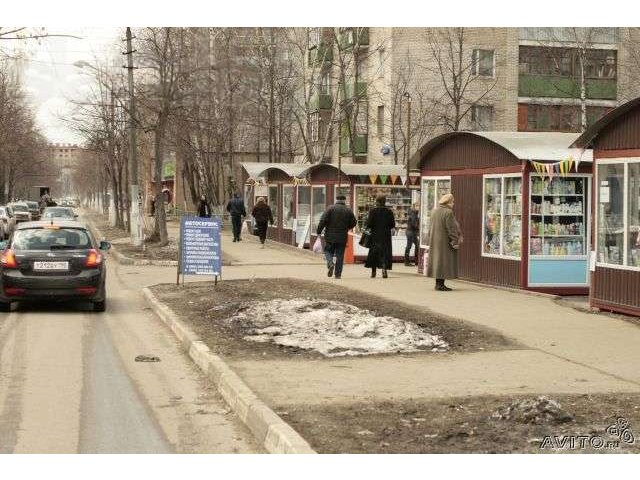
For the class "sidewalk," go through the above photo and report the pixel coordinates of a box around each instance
[115,224,640,407]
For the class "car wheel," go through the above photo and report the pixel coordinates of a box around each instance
[93,299,106,312]
[0,301,11,312]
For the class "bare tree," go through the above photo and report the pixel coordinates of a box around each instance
[420,27,499,132]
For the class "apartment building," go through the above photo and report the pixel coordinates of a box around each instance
[305,27,640,167]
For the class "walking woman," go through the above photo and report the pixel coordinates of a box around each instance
[251,197,274,248]
[427,193,462,291]
[197,194,211,218]
[364,195,396,278]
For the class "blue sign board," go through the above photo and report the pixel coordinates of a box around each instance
[180,216,222,276]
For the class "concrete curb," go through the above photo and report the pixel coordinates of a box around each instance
[83,212,179,267]
[142,286,317,454]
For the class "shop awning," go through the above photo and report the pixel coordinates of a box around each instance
[414,131,592,168]
[474,132,593,163]
[241,162,310,180]
[340,164,407,176]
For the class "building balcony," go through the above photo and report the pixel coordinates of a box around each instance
[518,74,617,100]
[310,92,332,111]
[308,42,333,65]
[340,81,367,102]
[339,134,368,156]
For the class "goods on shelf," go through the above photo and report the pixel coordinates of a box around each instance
[355,186,413,234]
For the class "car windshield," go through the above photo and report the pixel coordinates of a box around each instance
[26,202,38,209]
[12,228,92,250]
[43,208,74,218]
[11,204,28,212]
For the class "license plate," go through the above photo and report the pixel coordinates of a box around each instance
[33,261,69,271]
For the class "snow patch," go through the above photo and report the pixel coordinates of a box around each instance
[226,298,449,357]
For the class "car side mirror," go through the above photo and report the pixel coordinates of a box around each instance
[99,240,111,251]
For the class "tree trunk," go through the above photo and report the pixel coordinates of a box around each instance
[151,117,169,246]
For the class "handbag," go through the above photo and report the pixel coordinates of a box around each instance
[359,229,372,248]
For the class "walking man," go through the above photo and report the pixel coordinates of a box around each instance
[226,192,247,242]
[404,202,420,266]
[316,194,357,280]
[251,197,274,248]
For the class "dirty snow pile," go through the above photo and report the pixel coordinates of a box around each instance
[226,298,449,357]
[491,396,574,425]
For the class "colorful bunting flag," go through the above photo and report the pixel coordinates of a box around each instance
[389,175,398,185]
[379,175,388,184]
[400,175,408,186]
[369,174,378,185]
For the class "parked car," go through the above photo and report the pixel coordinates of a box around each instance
[0,206,16,240]
[7,202,31,223]
[42,206,77,220]
[0,220,111,312]
[25,201,41,221]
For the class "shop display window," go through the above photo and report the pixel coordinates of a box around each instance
[483,175,522,258]
[597,164,625,265]
[268,186,279,226]
[597,160,640,269]
[312,186,326,231]
[420,178,451,246]
[282,186,295,229]
[629,163,640,267]
[355,185,415,234]
[530,176,587,257]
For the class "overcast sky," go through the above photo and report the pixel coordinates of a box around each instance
[6,27,122,145]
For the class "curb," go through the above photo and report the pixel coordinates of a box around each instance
[142,287,317,454]
[83,212,179,267]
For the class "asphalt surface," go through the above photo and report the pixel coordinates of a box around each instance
[0,259,261,453]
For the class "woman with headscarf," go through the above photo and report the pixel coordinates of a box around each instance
[197,194,211,218]
[427,193,462,291]
[251,196,274,248]
[364,195,396,278]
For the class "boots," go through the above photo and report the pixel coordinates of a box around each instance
[382,269,388,279]
[371,268,376,278]
[435,279,452,291]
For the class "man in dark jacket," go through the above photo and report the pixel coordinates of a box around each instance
[316,195,357,279]
[404,202,420,266]
[251,197,274,247]
[226,192,247,242]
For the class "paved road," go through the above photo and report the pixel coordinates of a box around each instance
[0,260,261,453]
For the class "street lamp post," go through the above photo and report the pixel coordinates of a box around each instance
[403,92,412,180]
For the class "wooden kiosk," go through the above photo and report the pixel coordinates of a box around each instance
[415,131,593,294]
[571,97,640,316]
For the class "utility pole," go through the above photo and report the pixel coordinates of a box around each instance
[124,27,143,247]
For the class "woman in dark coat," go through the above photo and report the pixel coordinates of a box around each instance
[197,195,211,218]
[251,197,274,247]
[364,195,396,278]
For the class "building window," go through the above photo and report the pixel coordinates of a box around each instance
[482,175,522,259]
[524,104,611,132]
[310,112,319,142]
[471,105,494,131]
[319,70,330,95]
[597,160,640,269]
[356,103,368,134]
[308,28,320,50]
[472,49,495,77]
[377,105,384,137]
[519,46,617,80]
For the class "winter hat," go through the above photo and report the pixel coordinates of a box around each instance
[438,193,454,206]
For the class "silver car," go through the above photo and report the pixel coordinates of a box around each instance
[7,202,31,224]
[0,206,16,239]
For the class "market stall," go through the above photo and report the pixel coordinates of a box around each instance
[571,97,640,316]
[414,131,593,294]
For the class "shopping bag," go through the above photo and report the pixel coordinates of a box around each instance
[312,236,323,254]
[358,229,372,248]
[240,220,248,236]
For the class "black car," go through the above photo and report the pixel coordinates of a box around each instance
[0,220,111,312]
